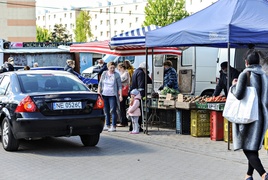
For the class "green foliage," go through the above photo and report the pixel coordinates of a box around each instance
[74,10,93,42]
[36,26,50,42]
[143,0,189,27]
[49,24,72,42]
[160,87,180,96]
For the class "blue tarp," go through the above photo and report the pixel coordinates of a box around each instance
[146,0,268,48]
[109,25,161,49]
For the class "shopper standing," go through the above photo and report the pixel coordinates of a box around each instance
[98,62,122,132]
[117,63,130,127]
[231,49,268,180]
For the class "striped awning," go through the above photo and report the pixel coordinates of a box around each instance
[70,40,181,56]
[109,25,161,49]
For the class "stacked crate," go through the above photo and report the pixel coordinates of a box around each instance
[210,111,224,141]
[158,94,175,109]
[224,118,232,142]
[176,109,191,134]
[190,110,210,137]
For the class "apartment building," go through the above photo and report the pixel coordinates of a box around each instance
[36,0,147,42]
[0,0,36,42]
[36,0,218,42]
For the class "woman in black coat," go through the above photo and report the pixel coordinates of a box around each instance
[231,50,268,180]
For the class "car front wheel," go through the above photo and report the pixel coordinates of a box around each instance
[1,117,19,151]
[80,134,100,147]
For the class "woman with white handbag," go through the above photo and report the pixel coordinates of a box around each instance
[228,50,268,180]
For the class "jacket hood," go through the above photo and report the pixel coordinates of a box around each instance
[244,64,264,75]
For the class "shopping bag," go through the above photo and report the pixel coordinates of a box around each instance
[223,87,258,124]
[122,85,129,97]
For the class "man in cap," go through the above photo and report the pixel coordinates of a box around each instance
[213,61,239,97]
[4,57,15,71]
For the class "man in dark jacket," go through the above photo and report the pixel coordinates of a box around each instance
[213,61,240,97]
[93,59,107,81]
[129,62,152,132]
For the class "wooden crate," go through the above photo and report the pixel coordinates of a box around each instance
[175,101,196,110]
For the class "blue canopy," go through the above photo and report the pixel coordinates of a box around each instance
[109,25,160,49]
[146,0,268,48]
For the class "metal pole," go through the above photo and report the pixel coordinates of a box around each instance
[145,47,148,134]
[227,42,231,150]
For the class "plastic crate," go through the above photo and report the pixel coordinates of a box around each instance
[176,109,191,134]
[210,111,224,141]
[190,110,210,137]
[224,118,232,142]
[264,130,268,150]
[207,103,225,111]
[195,102,208,110]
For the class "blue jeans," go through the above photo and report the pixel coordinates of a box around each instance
[102,95,117,126]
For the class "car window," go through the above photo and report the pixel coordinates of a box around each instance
[0,76,10,95]
[18,74,89,93]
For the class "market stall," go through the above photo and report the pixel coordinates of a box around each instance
[145,0,268,148]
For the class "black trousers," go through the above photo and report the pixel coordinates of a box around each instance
[243,150,266,176]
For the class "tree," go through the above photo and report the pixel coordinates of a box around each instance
[49,24,72,42]
[143,0,189,27]
[36,26,50,42]
[74,10,93,42]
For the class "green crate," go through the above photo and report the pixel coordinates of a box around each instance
[207,103,225,111]
[190,110,210,137]
[195,102,208,110]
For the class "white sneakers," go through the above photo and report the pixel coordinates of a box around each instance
[108,126,116,132]
[103,125,116,132]
[103,125,110,131]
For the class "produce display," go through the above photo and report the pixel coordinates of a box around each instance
[181,95,209,103]
[160,87,180,96]
[205,96,226,102]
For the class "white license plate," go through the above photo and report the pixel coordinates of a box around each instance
[53,101,82,110]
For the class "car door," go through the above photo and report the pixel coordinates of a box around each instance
[0,75,10,115]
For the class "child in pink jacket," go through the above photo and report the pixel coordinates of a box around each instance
[127,89,141,134]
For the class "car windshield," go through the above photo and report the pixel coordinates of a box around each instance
[18,73,89,93]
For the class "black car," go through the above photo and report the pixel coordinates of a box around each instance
[0,70,105,151]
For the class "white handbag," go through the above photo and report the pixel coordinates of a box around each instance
[223,87,259,124]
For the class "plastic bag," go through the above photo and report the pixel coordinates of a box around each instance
[223,87,258,124]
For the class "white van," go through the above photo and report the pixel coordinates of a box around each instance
[81,54,153,80]
[153,47,219,96]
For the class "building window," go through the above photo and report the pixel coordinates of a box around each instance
[70,13,72,18]
[121,7,123,11]
[54,14,56,18]
[100,31,103,36]
[129,11,131,15]
[95,14,97,19]
[106,8,109,14]
[95,25,97,30]
[106,20,109,26]
[65,24,67,28]
[64,13,66,18]
[100,9,103,13]
[135,5,138,10]
[60,18,62,22]
[114,7,116,14]
[48,15,50,20]
[114,19,117,25]
[114,31,117,36]
[106,31,110,37]
[121,30,124,33]
[190,0,192,5]
[129,23,132,28]
[121,18,124,23]
[100,20,103,25]
[135,17,138,22]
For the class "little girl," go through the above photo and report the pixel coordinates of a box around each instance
[127,89,141,134]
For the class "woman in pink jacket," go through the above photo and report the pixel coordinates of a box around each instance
[127,89,141,134]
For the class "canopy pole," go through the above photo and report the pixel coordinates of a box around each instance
[227,43,231,150]
[145,47,149,134]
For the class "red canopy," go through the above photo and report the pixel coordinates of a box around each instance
[70,40,181,56]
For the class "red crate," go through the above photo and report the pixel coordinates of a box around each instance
[210,111,224,141]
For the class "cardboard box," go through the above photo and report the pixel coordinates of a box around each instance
[175,101,196,110]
